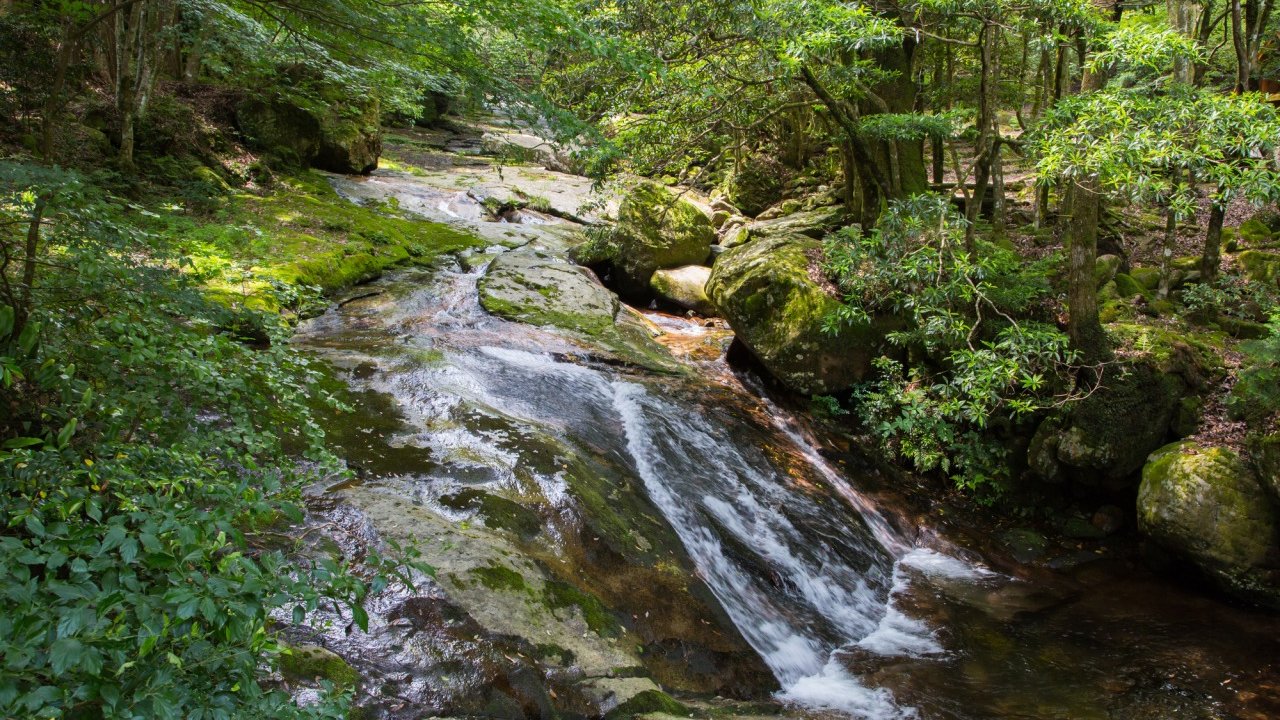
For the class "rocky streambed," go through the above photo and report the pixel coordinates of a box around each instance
[282,124,1280,720]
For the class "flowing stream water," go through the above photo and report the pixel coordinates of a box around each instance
[291,135,1280,719]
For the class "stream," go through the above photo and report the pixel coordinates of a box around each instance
[288,127,1280,720]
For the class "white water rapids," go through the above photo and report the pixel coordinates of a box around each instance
[469,344,991,719]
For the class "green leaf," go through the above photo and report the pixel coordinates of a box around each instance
[56,418,77,449]
[49,638,83,674]
[16,320,39,353]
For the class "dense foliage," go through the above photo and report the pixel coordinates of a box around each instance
[0,166,421,718]
[824,196,1075,493]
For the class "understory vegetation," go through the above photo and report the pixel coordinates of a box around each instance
[3,0,1280,714]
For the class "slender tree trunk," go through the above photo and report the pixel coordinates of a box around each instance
[1200,201,1226,281]
[1232,0,1251,91]
[1158,195,1178,299]
[966,22,1000,244]
[40,27,77,162]
[1065,63,1112,361]
[992,139,1006,239]
[14,194,50,340]
[1065,179,1107,360]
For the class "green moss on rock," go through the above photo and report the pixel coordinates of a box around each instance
[1095,254,1122,288]
[1238,218,1275,248]
[1113,273,1146,300]
[650,265,716,316]
[610,182,715,297]
[439,489,544,539]
[478,249,683,373]
[280,645,360,690]
[1138,441,1279,604]
[543,580,622,637]
[708,233,896,395]
[471,564,534,595]
[603,689,691,720]
[1130,266,1160,291]
[1239,250,1280,288]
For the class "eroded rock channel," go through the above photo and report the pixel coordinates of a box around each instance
[287,125,1280,720]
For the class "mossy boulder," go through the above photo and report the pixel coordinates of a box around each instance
[746,205,847,241]
[235,70,382,174]
[1112,273,1146,300]
[1237,218,1275,248]
[1029,364,1186,487]
[1239,250,1280,288]
[707,233,895,395]
[610,182,715,298]
[1130,266,1161,291]
[1138,441,1280,605]
[1029,324,1222,487]
[602,689,690,720]
[280,644,360,690]
[478,248,682,373]
[650,265,716,316]
[1095,254,1122,288]
[725,154,790,217]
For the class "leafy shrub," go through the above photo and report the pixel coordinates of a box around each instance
[824,194,1078,495]
[726,153,790,217]
[1228,313,1280,424]
[1181,272,1278,322]
[0,164,418,718]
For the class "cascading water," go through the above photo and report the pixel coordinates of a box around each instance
[300,255,982,718]
[301,157,1280,720]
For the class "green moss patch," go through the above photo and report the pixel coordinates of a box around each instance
[603,690,691,720]
[150,170,482,313]
[543,580,622,638]
[279,645,360,690]
[469,564,534,595]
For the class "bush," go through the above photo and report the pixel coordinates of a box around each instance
[726,153,790,217]
[824,194,1077,495]
[0,163,419,718]
[1228,313,1280,425]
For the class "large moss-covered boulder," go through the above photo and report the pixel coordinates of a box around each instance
[650,265,716,316]
[1138,441,1280,604]
[746,206,848,241]
[1030,364,1186,486]
[1028,324,1223,488]
[1239,250,1280,288]
[478,248,682,373]
[707,233,893,394]
[235,75,381,174]
[610,182,715,297]
[725,154,790,217]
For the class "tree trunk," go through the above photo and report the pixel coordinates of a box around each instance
[1064,62,1112,361]
[966,23,1002,246]
[857,37,929,211]
[40,27,77,162]
[1065,179,1107,361]
[992,139,1006,239]
[1200,201,1225,281]
[1232,0,1251,91]
[14,194,49,340]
